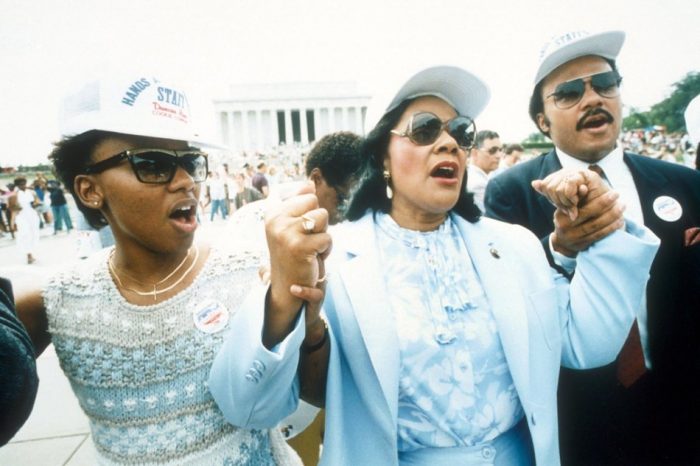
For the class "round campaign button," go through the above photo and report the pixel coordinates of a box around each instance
[192,299,229,334]
[652,196,683,222]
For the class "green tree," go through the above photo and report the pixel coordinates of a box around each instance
[623,71,700,132]
[623,107,650,131]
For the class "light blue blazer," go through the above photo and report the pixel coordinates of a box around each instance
[209,213,659,466]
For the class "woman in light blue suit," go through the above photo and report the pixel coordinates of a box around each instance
[209,66,659,465]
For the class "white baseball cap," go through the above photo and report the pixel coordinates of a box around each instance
[364,65,490,134]
[534,30,626,85]
[59,74,222,148]
[685,95,700,147]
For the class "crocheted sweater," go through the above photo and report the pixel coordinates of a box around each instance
[43,246,300,466]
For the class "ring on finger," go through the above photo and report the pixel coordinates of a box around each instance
[316,273,328,284]
[301,214,316,233]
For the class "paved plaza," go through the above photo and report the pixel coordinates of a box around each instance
[0,218,242,465]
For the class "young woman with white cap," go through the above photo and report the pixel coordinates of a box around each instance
[15,74,301,465]
[209,65,660,465]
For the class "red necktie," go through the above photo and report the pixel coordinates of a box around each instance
[587,164,610,186]
[616,321,647,387]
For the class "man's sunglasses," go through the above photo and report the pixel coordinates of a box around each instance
[483,146,504,155]
[83,149,209,184]
[391,112,477,149]
[545,70,622,109]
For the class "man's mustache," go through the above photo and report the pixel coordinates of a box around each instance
[576,108,614,131]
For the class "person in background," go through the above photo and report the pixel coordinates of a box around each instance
[503,144,523,168]
[232,171,263,211]
[304,131,363,225]
[274,130,364,466]
[31,174,52,228]
[485,30,700,464]
[685,94,700,170]
[205,170,228,221]
[0,277,39,447]
[209,65,659,466]
[252,161,270,198]
[466,130,503,211]
[15,72,302,465]
[8,177,41,264]
[491,144,524,177]
[48,181,73,234]
[242,162,255,187]
[0,184,13,238]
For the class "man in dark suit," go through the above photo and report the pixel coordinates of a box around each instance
[486,30,700,465]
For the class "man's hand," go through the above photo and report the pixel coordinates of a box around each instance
[551,190,626,256]
[533,167,626,256]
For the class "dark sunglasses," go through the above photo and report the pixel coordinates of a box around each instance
[391,112,477,149]
[83,149,209,184]
[483,145,504,155]
[545,70,622,109]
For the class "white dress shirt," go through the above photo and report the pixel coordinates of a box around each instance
[466,165,490,212]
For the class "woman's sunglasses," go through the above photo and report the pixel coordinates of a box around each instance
[391,112,477,149]
[545,70,622,109]
[83,149,209,184]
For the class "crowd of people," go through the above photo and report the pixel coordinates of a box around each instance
[1,28,700,466]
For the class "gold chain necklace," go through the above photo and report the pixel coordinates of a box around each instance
[108,246,200,301]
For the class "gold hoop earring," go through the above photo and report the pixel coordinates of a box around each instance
[383,170,393,200]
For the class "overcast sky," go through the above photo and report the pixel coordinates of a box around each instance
[1,0,698,166]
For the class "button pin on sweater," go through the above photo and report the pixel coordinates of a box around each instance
[192,299,229,333]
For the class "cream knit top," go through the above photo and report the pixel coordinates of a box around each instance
[43,246,300,466]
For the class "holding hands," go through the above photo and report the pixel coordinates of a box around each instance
[532,168,626,257]
[263,182,331,348]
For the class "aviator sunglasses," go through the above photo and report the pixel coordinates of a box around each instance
[391,112,477,149]
[83,149,209,184]
[545,70,623,109]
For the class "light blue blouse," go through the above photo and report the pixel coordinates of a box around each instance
[375,212,524,452]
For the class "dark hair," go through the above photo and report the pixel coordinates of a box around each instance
[345,99,481,223]
[305,131,363,188]
[13,177,27,186]
[528,57,618,136]
[49,130,109,229]
[505,143,524,155]
[474,130,500,149]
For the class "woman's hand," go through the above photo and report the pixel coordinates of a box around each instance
[532,167,626,256]
[262,182,332,348]
[532,168,599,220]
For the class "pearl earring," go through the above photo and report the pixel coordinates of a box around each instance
[383,170,393,200]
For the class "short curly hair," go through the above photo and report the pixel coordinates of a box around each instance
[49,130,110,229]
[305,131,363,189]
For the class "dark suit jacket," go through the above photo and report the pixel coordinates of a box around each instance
[485,150,700,465]
[0,277,39,446]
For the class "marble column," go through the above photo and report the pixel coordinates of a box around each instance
[284,109,293,145]
[355,106,363,134]
[342,106,349,131]
[241,110,250,151]
[300,107,309,145]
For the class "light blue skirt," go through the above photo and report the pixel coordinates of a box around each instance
[398,420,533,466]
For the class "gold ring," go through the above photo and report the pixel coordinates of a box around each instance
[301,214,315,233]
[316,274,327,284]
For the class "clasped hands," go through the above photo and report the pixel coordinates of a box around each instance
[262,182,331,348]
[532,167,626,257]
